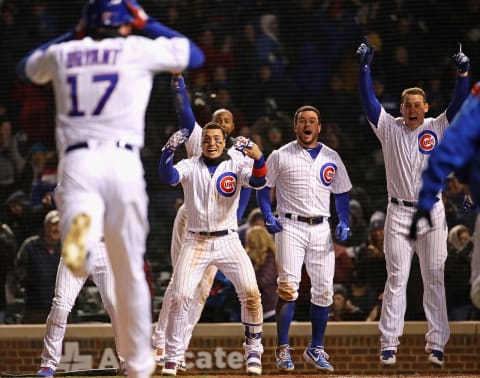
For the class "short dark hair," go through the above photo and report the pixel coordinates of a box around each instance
[293,105,321,124]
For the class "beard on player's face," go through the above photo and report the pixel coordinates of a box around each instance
[296,126,320,148]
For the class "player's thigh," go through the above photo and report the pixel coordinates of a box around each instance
[275,223,307,285]
[416,226,448,273]
[216,236,258,295]
[384,210,415,277]
[304,225,334,306]
[60,150,106,246]
[171,236,211,299]
[170,204,188,267]
[53,259,88,309]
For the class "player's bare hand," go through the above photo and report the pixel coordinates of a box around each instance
[452,42,470,74]
[126,0,148,29]
[408,209,433,240]
[356,36,374,66]
[264,214,283,234]
[335,221,350,242]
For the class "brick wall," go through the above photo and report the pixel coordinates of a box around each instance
[1,322,479,375]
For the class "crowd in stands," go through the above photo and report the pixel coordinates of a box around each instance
[0,0,479,322]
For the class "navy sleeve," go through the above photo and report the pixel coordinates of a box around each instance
[358,65,382,127]
[172,76,195,134]
[256,186,273,217]
[158,150,179,185]
[419,86,480,210]
[237,187,252,221]
[334,191,350,226]
[446,75,470,122]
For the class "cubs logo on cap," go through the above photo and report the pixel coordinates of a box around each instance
[216,172,237,197]
[418,130,438,154]
[320,163,337,186]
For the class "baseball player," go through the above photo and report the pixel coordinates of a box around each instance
[151,74,253,369]
[356,37,470,367]
[158,122,266,376]
[257,105,352,372]
[37,241,124,377]
[16,1,204,377]
[409,81,480,310]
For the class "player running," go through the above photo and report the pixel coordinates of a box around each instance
[16,1,204,377]
[356,37,470,367]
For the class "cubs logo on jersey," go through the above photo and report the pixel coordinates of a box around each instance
[418,130,438,154]
[320,163,337,186]
[216,172,237,197]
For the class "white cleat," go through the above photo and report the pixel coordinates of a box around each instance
[62,213,91,276]
[161,361,177,376]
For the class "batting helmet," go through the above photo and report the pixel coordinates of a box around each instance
[84,0,133,28]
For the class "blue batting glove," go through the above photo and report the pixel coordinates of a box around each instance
[264,214,283,235]
[356,36,374,66]
[335,221,350,242]
[452,42,470,73]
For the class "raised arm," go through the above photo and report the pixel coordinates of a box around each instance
[158,129,189,184]
[445,43,470,122]
[171,74,196,136]
[356,37,382,127]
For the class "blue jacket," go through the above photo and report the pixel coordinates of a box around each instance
[418,82,480,210]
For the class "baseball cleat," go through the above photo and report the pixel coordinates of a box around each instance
[161,361,177,376]
[177,360,187,372]
[36,367,55,377]
[303,344,334,372]
[380,350,396,366]
[154,348,165,367]
[428,350,444,367]
[275,344,294,371]
[245,351,262,375]
[62,213,91,276]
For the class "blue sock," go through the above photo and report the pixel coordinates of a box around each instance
[311,303,330,347]
[276,298,295,345]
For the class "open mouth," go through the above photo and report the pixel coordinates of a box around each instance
[408,115,418,122]
[303,129,312,136]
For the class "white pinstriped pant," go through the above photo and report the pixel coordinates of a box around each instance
[164,232,262,362]
[379,201,450,352]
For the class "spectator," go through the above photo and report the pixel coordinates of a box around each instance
[329,284,365,321]
[333,240,354,289]
[15,210,61,323]
[0,223,16,323]
[245,225,277,322]
[0,116,25,202]
[445,224,474,320]
[354,213,387,317]
[2,190,45,247]
[238,207,265,246]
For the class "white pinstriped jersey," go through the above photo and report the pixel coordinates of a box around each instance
[266,141,352,217]
[24,35,190,149]
[371,108,449,201]
[174,157,255,232]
